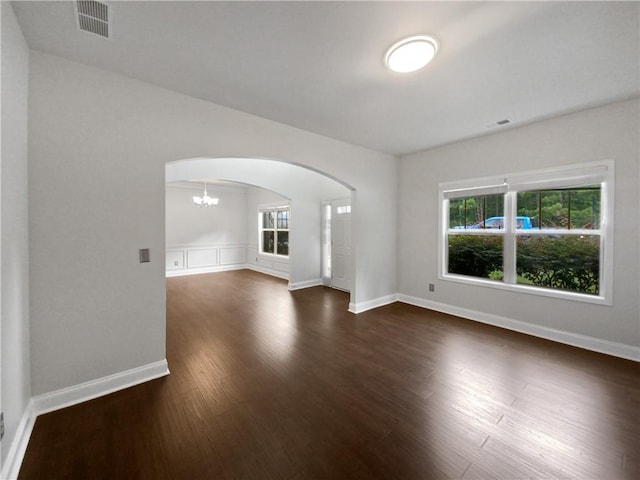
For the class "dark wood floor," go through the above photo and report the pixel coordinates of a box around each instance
[19,270,639,479]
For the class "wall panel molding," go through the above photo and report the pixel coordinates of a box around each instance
[166,243,248,274]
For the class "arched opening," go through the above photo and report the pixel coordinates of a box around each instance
[165,157,355,303]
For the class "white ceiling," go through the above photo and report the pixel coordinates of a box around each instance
[12,1,640,156]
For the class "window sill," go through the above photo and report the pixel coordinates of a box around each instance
[258,253,289,262]
[440,273,611,306]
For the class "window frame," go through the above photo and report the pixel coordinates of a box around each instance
[438,161,614,305]
[259,205,290,258]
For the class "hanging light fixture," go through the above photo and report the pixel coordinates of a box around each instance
[192,181,219,207]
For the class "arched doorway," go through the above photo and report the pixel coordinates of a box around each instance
[166,157,355,302]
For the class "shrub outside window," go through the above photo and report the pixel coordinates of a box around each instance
[260,207,289,257]
[440,162,613,304]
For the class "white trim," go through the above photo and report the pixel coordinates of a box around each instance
[1,401,36,480]
[31,360,169,416]
[0,361,169,479]
[397,294,639,362]
[288,279,323,291]
[166,244,248,274]
[507,162,608,191]
[439,160,610,194]
[167,264,292,282]
[258,205,290,257]
[246,264,289,281]
[440,274,611,306]
[442,183,508,199]
[256,252,290,261]
[348,294,398,314]
[166,263,247,277]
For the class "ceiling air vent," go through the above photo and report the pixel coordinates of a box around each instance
[75,0,111,39]
[485,118,512,130]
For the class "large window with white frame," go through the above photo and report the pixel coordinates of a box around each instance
[259,206,290,257]
[440,161,613,304]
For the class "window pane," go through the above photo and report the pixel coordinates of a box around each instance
[448,235,503,280]
[517,186,600,230]
[262,231,274,254]
[449,194,504,229]
[276,231,289,256]
[569,186,600,229]
[516,192,540,229]
[516,235,599,295]
[277,210,289,229]
[263,211,275,229]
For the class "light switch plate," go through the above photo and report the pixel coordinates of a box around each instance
[139,248,150,263]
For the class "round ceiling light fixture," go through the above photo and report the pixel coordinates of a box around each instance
[384,35,439,73]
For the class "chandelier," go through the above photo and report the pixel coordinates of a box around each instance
[192,181,219,207]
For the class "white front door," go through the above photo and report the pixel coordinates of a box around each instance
[331,198,352,292]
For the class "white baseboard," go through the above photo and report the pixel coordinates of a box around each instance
[397,294,640,362]
[1,401,36,480]
[166,264,246,277]
[167,265,321,293]
[288,278,323,291]
[349,294,398,314]
[246,264,289,281]
[32,359,170,416]
[0,360,169,479]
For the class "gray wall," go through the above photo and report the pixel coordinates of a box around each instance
[398,98,640,348]
[166,183,248,248]
[1,1,31,468]
[28,52,397,396]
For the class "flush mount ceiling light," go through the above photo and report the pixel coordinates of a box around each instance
[384,35,439,73]
[192,181,219,207]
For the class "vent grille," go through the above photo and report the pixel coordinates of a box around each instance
[75,0,110,38]
[486,118,512,129]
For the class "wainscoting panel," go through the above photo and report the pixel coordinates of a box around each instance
[247,246,258,264]
[165,250,185,270]
[220,246,246,265]
[257,257,289,273]
[187,248,218,269]
[167,244,251,277]
[167,244,291,280]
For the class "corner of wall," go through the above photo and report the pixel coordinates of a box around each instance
[1,0,32,475]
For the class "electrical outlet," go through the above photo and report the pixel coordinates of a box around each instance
[1,411,4,440]
[139,248,150,263]
[428,283,435,292]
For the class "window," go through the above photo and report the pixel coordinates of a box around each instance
[440,161,613,304]
[260,206,289,257]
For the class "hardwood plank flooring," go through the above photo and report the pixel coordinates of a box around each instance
[19,270,640,479]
